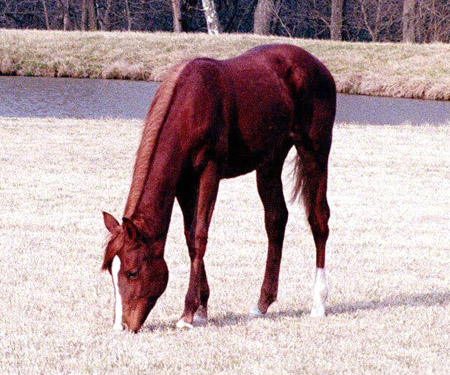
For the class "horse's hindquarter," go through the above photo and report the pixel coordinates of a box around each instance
[223,45,335,175]
[172,45,335,179]
[221,49,302,176]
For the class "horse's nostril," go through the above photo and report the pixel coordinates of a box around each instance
[122,322,129,331]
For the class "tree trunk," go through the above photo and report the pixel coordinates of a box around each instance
[87,0,97,31]
[103,0,112,31]
[202,0,220,35]
[402,0,415,42]
[360,0,379,42]
[81,0,87,31]
[124,0,131,31]
[62,0,71,30]
[254,0,274,35]
[41,0,51,29]
[330,0,344,40]
[171,0,182,32]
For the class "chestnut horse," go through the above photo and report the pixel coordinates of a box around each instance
[102,44,336,332]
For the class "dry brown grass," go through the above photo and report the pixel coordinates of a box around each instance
[0,117,449,374]
[1,29,449,100]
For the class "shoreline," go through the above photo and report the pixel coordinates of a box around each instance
[1,29,449,101]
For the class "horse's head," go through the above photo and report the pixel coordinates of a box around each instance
[101,212,168,333]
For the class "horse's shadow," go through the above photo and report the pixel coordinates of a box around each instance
[144,291,450,331]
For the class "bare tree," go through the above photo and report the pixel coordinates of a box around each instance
[402,0,415,42]
[254,0,274,35]
[86,0,97,30]
[171,0,182,32]
[102,0,113,31]
[80,0,87,30]
[64,0,71,30]
[4,0,445,43]
[202,0,220,34]
[351,0,402,41]
[330,0,344,40]
[57,0,72,30]
[124,0,131,30]
[360,0,382,41]
[415,0,449,42]
[41,0,50,29]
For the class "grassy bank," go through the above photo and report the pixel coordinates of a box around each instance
[1,29,449,100]
[1,116,449,374]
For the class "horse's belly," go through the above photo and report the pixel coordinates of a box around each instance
[222,128,292,179]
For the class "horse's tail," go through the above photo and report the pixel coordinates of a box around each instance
[124,60,192,217]
[291,68,336,217]
[291,136,333,218]
[291,153,309,214]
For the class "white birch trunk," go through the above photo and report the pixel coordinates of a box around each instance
[202,0,220,35]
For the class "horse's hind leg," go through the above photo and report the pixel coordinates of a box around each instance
[309,169,329,318]
[250,161,289,316]
[295,144,331,317]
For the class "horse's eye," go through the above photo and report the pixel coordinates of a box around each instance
[127,270,140,280]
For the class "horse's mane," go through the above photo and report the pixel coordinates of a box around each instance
[124,60,192,218]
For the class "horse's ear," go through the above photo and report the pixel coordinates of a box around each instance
[122,217,139,242]
[103,212,120,233]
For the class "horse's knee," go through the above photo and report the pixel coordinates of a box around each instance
[266,204,288,233]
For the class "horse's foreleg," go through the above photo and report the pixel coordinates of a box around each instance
[176,173,209,327]
[250,166,288,316]
[177,162,220,329]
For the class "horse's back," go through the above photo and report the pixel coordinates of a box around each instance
[224,44,335,103]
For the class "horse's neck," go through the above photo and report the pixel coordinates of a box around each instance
[127,135,183,239]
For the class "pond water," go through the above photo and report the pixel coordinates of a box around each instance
[0,76,449,125]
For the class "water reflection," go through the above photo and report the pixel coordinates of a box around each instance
[0,76,448,124]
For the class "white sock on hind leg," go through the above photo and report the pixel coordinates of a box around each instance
[311,267,328,317]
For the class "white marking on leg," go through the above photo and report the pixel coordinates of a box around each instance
[176,319,194,330]
[311,267,328,317]
[111,256,124,330]
[193,306,208,326]
[249,306,264,318]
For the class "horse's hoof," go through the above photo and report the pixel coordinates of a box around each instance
[176,319,194,330]
[193,315,208,326]
[193,306,208,326]
[249,306,264,318]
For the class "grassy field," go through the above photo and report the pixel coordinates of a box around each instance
[1,29,450,100]
[0,116,449,374]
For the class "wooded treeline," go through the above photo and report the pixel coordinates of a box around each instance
[0,0,448,42]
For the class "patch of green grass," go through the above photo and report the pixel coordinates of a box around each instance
[0,29,449,99]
